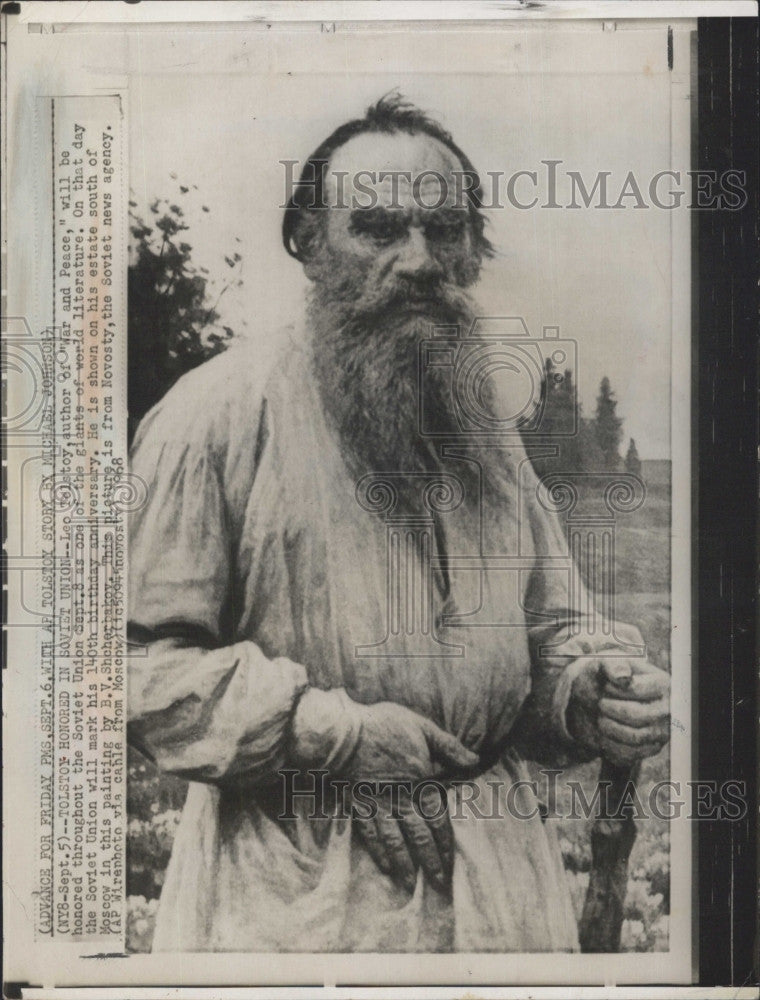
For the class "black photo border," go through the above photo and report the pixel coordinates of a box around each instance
[697,14,759,988]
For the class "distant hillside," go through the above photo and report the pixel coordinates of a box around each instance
[641,459,671,487]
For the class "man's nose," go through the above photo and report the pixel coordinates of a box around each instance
[392,225,441,281]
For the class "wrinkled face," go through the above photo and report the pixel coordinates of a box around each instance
[305,130,487,481]
[305,130,482,308]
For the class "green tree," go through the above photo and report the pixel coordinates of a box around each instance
[625,437,642,476]
[554,365,585,473]
[579,415,604,471]
[531,359,586,475]
[594,376,623,471]
[128,184,242,443]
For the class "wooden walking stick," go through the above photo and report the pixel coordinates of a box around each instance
[578,758,641,952]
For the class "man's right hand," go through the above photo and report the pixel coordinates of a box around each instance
[290,690,479,895]
[344,701,479,895]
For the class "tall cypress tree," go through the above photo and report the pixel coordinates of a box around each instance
[625,437,642,476]
[594,376,623,470]
[532,359,584,474]
[555,366,584,472]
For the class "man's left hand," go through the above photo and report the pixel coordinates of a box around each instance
[566,656,671,767]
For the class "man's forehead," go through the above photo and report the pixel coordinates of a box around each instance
[325,130,465,207]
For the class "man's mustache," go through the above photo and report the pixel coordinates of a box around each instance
[323,275,475,331]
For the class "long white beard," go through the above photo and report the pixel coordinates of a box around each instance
[308,294,520,516]
[311,302,453,469]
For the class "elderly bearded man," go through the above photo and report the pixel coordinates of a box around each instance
[128,95,670,953]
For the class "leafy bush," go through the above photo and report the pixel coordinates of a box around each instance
[128,181,242,443]
[126,745,186,908]
[126,895,160,954]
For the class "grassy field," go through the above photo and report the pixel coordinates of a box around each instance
[126,460,672,953]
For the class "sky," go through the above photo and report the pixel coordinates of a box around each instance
[125,23,692,459]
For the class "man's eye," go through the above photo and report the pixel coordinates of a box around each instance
[425,212,467,241]
[350,211,407,242]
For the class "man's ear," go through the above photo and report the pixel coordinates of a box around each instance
[293,212,325,281]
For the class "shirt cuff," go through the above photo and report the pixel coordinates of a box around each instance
[288,687,364,772]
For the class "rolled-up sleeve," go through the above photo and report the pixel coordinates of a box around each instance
[127,368,309,787]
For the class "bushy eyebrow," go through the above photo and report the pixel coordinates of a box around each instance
[347,205,468,235]
[349,206,405,221]
[424,206,469,223]
[347,207,408,237]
